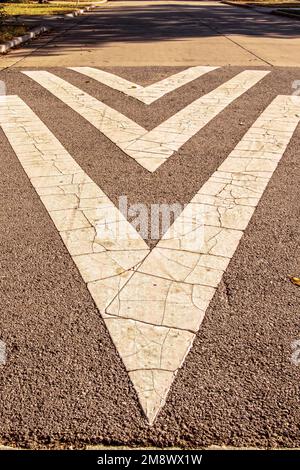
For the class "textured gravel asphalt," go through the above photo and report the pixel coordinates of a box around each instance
[0,65,299,448]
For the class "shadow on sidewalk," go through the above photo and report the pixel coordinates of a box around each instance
[8,2,300,58]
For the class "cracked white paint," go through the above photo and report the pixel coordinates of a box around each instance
[1,93,299,426]
[23,70,269,172]
[104,95,300,424]
[0,95,150,309]
[68,66,218,104]
[0,340,6,365]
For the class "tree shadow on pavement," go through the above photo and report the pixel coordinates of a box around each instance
[8,2,300,58]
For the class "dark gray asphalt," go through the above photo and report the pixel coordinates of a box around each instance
[0,66,299,448]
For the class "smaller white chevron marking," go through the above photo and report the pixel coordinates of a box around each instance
[23,70,269,172]
[69,66,218,104]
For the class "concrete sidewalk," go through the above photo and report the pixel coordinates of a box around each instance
[1,1,300,68]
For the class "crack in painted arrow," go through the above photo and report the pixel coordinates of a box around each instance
[1,92,299,423]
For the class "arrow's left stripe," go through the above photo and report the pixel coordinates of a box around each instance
[0,96,150,302]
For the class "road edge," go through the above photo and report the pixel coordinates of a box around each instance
[0,1,107,54]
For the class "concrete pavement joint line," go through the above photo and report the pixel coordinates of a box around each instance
[69,66,219,104]
[194,16,273,67]
[23,69,269,171]
[2,1,300,68]
[0,92,299,424]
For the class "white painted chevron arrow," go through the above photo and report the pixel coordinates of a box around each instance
[23,70,269,172]
[69,66,218,104]
[1,93,300,424]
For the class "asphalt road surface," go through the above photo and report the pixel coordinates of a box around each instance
[0,1,300,450]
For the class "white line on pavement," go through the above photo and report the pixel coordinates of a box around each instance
[69,66,218,104]
[1,93,298,425]
[23,70,269,172]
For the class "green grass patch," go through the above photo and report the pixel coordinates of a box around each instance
[2,2,92,17]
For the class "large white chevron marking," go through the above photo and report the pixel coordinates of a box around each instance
[69,66,218,104]
[23,70,269,172]
[1,94,299,425]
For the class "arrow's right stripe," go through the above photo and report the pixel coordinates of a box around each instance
[104,95,300,424]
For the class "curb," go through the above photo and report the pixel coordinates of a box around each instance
[222,1,300,19]
[221,1,253,8]
[0,25,50,53]
[0,1,107,54]
[272,9,300,19]
[64,1,107,18]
